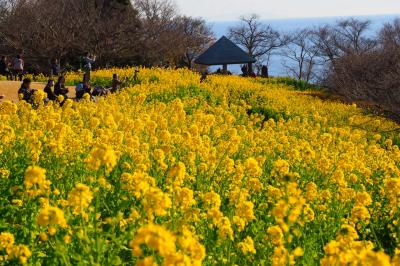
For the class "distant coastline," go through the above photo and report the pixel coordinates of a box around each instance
[209,14,400,75]
[211,14,400,36]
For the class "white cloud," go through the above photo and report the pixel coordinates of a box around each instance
[174,0,400,21]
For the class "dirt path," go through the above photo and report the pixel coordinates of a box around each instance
[0,81,75,102]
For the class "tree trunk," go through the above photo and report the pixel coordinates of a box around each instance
[248,62,253,74]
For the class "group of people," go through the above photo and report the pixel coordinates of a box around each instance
[18,72,124,105]
[240,64,269,78]
[74,73,124,99]
[0,52,97,81]
[200,64,269,83]
[0,51,141,105]
[17,77,70,104]
[209,64,269,78]
[0,55,24,81]
[1,52,117,104]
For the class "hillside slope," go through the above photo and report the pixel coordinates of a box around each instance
[0,68,400,265]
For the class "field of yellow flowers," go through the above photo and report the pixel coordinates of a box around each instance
[1,68,400,265]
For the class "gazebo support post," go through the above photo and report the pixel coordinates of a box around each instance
[222,64,228,74]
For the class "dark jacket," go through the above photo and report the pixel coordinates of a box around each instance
[54,83,68,96]
[111,78,122,93]
[51,64,61,76]
[44,85,57,101]
[18,86,34,102]
[0,59,8,74]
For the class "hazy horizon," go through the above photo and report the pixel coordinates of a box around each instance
[175,0,400,21]
[210,14,400,37]
[208,13,400,24]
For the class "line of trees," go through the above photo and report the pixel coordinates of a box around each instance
[228,14,400,118]
[227,14,386,83]
[0,0,214,73]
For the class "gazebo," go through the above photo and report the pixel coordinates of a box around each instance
[195,36,256,74]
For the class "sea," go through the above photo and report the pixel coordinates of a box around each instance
[209,14,400,75]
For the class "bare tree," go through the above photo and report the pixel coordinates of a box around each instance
[0,0,140,71]
[133,0,180,66]
[317,18,400,120]
[134,0,176,21]
[311,25,341,64]
[175,16,214,68]
[0,0,215,71]
[282,29,318,82]
[311,18,377,64]
[228,14,288,73]
[133,0,214,68]
[334,18,377,55]
[0,0,9,20]
[380,18,400,49]
[0,0,13,53]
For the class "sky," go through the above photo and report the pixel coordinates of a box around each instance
[174,0,400,21]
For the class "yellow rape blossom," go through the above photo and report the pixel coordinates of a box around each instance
[67,183,93,214]
[0,232,14,249]
[36,205,67,228]
[238,236,256,255]
[86,144,118,173]
[130,224,176,258]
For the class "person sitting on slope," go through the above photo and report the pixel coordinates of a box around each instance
[54,75,69,100]
[18,78,36,103]
[76,80,92,99]
[92,85,109,97]
[110,73,123,93]
[44,79,57,102]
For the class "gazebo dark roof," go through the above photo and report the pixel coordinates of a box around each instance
[195,36,256,66]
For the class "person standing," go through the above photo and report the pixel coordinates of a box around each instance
[50,59,61,77]
[200,71,208,83]
[12,55,24,81]
[0,56,10,80]
[261,65,269,78]
[133,69,139,82]
[241,65,249,77]
[83,53,96,82]
[110,73,122,93]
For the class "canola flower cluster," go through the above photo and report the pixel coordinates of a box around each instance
[1,67,400,265]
